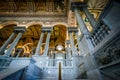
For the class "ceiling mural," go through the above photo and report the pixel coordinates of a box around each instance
[23,25,42,38]
[0,0,67,14]
[87,0,108,9]
[50,25,67,50]
[0,24,15,39]
[87,0,108,20]
[0,0,68,24]
[17,25,42,55]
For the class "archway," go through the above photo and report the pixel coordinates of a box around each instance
[0,24,17,47]
[17,24,42,57]
[45,24,67,67]
[50,24,67,51]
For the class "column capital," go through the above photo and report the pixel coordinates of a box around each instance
[14,26,26,33]
[68,27,78,33]
[41,27,52,33]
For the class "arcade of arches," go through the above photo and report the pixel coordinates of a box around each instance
[0,24,67,57]
[0,0,120,80]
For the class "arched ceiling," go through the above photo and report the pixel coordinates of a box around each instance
[0,24,16,47]
[50,25,67,49]
[0,24,16,39]
[23,24,42,38]
[87,0,108,20]
[87,0,108,9]
[18,24,42,48]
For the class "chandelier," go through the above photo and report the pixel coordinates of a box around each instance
[56,44,63,51]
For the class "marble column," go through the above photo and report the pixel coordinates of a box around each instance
[75,32,83,55]
[53,53,55,66]
[16,49,23,58]
[69,32,76,56]
[66,40,71,59]
[49,50,54,66]
[74,8,90,35]
[66,40,72,66]
[5,32,23,56]
[0,33,15,55]
[83,7,96,28]
[50,51,53,66]
[35,32,44,55]
[43,32,51,56]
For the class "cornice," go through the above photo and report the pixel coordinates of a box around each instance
[0,12,66,18]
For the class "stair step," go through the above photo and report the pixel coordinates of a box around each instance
[33,78,89,80]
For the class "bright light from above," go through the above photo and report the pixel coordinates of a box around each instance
[56,44,63,51]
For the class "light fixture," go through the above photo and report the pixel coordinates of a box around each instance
[56,44,63,51]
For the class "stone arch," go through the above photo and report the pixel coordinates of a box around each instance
[50,24,67,51]
[52,22,68,27]
[23,24,42,39]
[0,23,17,47]
[26,21,43,28]
[0,21,18,29]
[20,24,42,56]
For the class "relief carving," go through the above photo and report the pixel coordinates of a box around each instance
[94,38,120,66]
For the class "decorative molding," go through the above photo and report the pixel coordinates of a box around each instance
[42,27,53,32]
[14,26,26,33]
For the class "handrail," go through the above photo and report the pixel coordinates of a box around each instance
[46,59,72,61]
[0,65,27,80]
[58,62,62,80]
[100,70,116,80]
